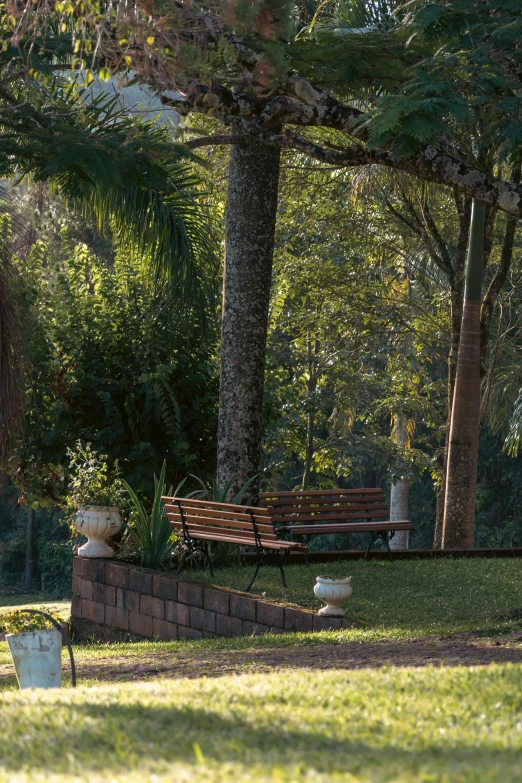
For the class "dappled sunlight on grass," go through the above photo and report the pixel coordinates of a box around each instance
[1,665,522,781]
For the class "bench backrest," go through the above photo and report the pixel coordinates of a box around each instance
[162,497,278,544]
[259,488,389,524]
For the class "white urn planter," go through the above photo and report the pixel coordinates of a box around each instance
[74,506,122,558]
[314,576,352,617]
[7,628,62,689]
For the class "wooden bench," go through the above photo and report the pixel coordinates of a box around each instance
[259,488,414,561]
[162,497,308,591]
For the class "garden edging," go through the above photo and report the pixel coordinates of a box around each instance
[71,557,353,641]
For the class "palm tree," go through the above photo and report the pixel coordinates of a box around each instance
[0,74,216,466]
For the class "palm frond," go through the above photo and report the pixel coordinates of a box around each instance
[0,81,218,330]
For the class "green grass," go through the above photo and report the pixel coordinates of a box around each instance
[1,665,522,781]
[188,557,522,637]
[0,593,71,617]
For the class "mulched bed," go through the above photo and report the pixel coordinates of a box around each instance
[2,633,521,685]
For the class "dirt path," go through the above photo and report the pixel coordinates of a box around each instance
[2,634,521,685]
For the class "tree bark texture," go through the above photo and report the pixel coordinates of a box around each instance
[433,194,471,548]
[389,414,410,551]
[217,138,281,503]
[442,200,486,549]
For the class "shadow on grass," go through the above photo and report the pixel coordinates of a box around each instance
[0,700,517,778]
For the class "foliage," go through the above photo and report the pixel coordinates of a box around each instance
[67,442,125,510]
[0,480,72,594]
[122,461,176,570]
[263,164,443,493]
[189,474,259,505]
[0,607,58,635]
[9,225,219,505]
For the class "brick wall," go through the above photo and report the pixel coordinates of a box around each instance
[71,557,352,642]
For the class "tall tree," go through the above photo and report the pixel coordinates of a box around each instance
[442,200,486,547]
[14,0,522,516]
[217,137,281,501]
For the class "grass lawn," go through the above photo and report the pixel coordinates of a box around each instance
[1,664,522,782]
[188,557,522,638]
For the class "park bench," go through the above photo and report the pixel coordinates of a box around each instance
[163,497,308,591]
[259,488,414,562]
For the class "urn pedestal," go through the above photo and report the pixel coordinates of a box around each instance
[314,576,352,617]
[74,506,122,558]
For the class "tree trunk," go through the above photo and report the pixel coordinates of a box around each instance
[24,507,34,590]
[217,137,281,503]
[442,200,486,548]
[389,414,410,551]
[433,194,471,548]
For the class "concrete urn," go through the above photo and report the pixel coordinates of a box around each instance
[314,576,352,617]
[74,506,122,558]
[7,628,62,689]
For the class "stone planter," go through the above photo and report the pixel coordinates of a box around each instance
[314,576,352,617]
[7,628,62,689]
[74,506,122,558]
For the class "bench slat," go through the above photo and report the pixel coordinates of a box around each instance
[169,518,278,540]
[164,504,269,525]
[174,528,306,550]
[279,521,414,535]
[162,496,270,516]
[271,510,393,523]
[260,488,382,498]
[167,511,276,534]
[266,502,388,514]
[262,496,385,507]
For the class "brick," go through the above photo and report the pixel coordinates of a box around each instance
[256,601,284,628]
[128,570,152,595]
[129,612,153,637]
[72,574,81,597]
[81,599,105,624]
[153,618,178,641]
[80,558,106,583]
[178,581,203,607]
[71,595,81,618]
[72,556,83,577]
[116,587,125,610]
[313,616,343,632]
[152,574,178,602]
[285,607,314,632]
[140,594,165,619]
[92,582,116,607]
[243,621,271,636]
[230,593,256,621]
[190,606,216,634]
[123,589,140,613]
[79,578,92,601]
[105,562,129,589]
[165,601,190,626]
[203,587,230,615]
[216,614,243,637]
[105,606,129,631]
[268,626,286,634]
[178,625,203,640]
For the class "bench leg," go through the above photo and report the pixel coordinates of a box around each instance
[245,557,262,593]
[278,551,288,589]
[381,532,394,563]
[203,542,215,576]
[365,532,377,560]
